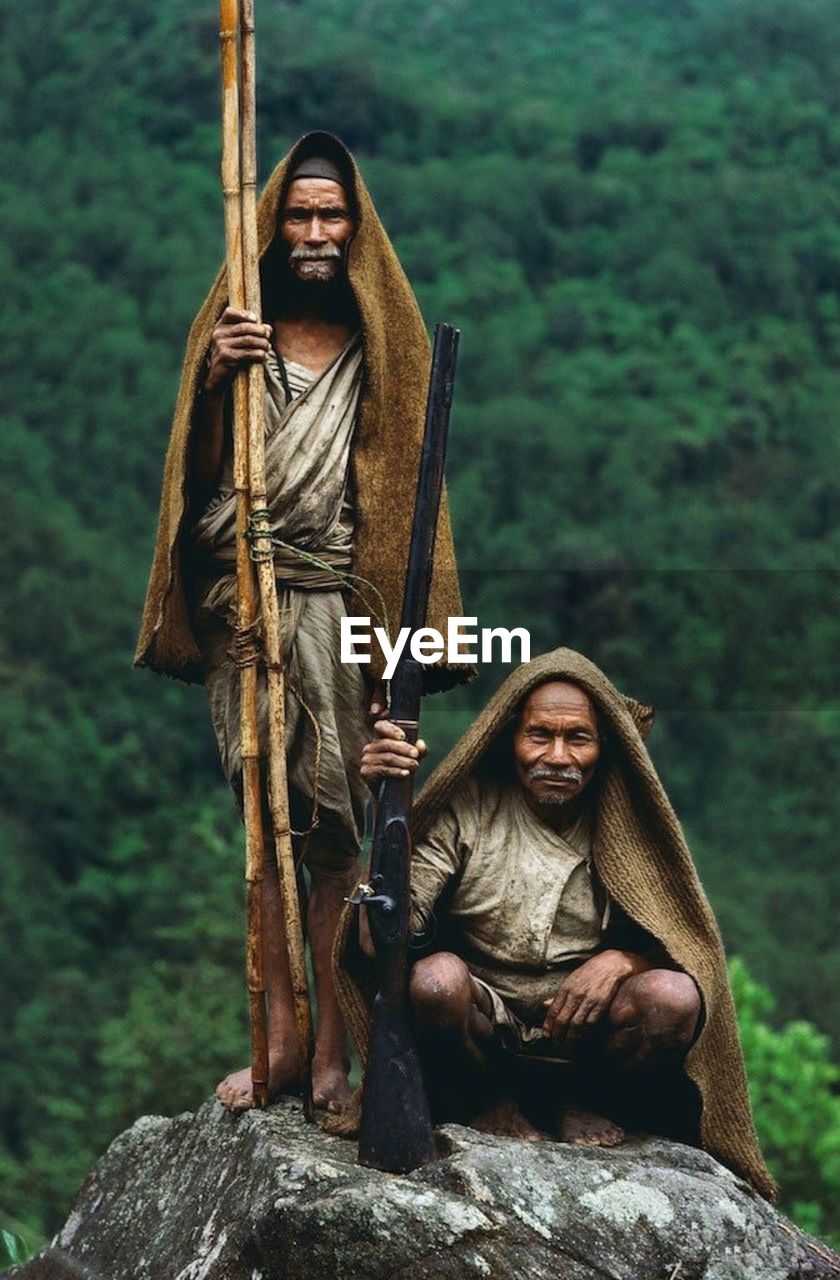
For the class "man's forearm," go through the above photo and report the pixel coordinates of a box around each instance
[605,949,654,979]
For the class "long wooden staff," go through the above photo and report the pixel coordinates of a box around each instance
[239,0,316,1116]
[218,0,269,1107]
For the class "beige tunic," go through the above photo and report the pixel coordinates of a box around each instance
[411,778,609,1022]
[191,339,369,868]
[193,337,362,590]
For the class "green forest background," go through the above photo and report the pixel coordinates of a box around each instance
[1,0,839,1256]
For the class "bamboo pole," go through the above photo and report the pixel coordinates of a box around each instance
[218,0,269,1108]
[239,0,315,1117]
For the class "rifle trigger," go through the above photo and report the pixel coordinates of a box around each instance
[345,882,376,907]
[344,882,396,914]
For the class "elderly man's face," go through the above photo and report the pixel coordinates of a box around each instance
[513,682,601,809]
[280,178,355,283]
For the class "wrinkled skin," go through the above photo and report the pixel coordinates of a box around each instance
[512,682,601,826]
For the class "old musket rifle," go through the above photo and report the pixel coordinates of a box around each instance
[351,322,460,1173]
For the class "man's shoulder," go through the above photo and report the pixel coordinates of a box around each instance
[427,774,512,832]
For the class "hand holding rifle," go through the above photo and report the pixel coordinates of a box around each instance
[358,722,429,963]
[360,720,429,783]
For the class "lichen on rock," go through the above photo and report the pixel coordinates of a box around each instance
[6,1098,839,1280]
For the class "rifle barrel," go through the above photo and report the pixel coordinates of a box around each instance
[400,324,460,635]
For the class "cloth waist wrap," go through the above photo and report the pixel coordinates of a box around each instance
[196,543,353,595]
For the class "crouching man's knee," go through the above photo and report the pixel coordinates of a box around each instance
[409,952,473,1035]
[607,969,702,1066]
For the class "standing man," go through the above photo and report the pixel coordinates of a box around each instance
[135,132,468,1112]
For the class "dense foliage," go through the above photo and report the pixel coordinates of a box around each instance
[731,960,840,1246]
[1,0,838,1242]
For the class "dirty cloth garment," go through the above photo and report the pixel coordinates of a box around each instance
[192,335,363,591]
[192,338,369,866]
[410,778,609,1024]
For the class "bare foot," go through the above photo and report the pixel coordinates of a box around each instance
[215,1045,302,1111]
[557,1106,624,1147]
[471,1096,541,1141]
[312,1058,352,1114]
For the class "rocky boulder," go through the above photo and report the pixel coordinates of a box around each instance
[6,1098,840,1279]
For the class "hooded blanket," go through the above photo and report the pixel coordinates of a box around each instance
[135,131,466,685]
[333,647,774,1200]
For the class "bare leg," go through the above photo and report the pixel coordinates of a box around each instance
[409,953,540,1141]
[217,790,360,1112]
[308,866,355,1112]
[545,969,702,1141]
[549,967,700,1145]
[216,843,304,1110]
[604,969,702,1067]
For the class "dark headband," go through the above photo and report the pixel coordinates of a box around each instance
[288,155,346,187]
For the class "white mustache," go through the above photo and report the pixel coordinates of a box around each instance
[528,766,583,784]
[289,245,342,262]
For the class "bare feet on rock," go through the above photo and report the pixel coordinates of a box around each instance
[557,1106,624,1147]
[312,1057,353,1114]
[471,1096,542,1141]
[215,1045,303,1111]
[216,1047,353,1114]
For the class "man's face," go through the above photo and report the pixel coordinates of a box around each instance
[280,178,355,284]
[513,682,601,809]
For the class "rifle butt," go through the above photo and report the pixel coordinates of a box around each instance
[358,993,437,1172]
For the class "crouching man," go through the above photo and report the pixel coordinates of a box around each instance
[353,647,773,1198]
